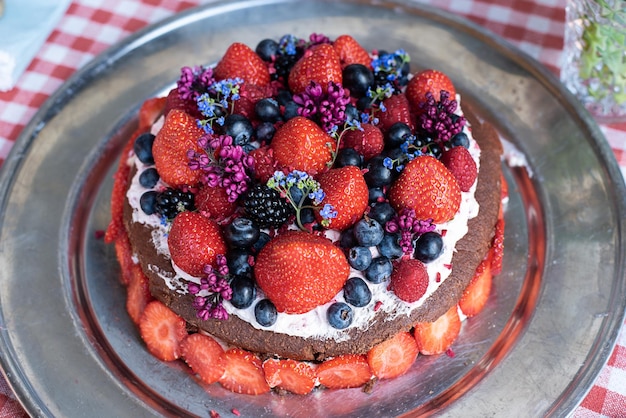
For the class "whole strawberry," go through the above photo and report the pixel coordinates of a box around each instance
[405,69,456,112]
[315,166,369,230]
[333,35,371,68]
[388,155,461,224]
[288,43,342,94]
[168,211,227,277]
[377,93,415,133]
[440,146,477,192]
[388,259,429,303]
[152,109,204,188]
[270,116,333,173]
[254,231,350,314]
[340,123,384,161]
[213,42,270,87]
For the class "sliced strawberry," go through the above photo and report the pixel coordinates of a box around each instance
[406,69,456,112]
[333,35,371,68]
[249,145,278,182]
[340,123,384,161]
[440,146,478,192]
[126,263,153,324]
[219,348,271,395]
[113,232,134,285]
[377,93,414,133]
[459,255,493,317]
[413,305,461,355]
[388,259,429,303]
[138,300,187,362]
[316,354,372,389]
[262,359,316,395]
[491,210,505,275]
[152,109,204,188]
[255,231,350,314]
[270,116,333,173]
[500,172,509,201]
[367,331,419,380]
[288,43,343,94]
[139,96,167,130]
[214,43,270,87]
[167,211,227,277]
[195,184,238,221]
[180,333,226,385]
[315,165,369,230]
[388,155,461,224]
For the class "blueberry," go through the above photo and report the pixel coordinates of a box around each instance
[275,89,293,106]
[255,98,281,122]
[230,275,256,309]
[343,277,372,307]
[339,227,357,249]
[252,231,271,253]
[368,187,386,204]
[227,248,253,276]
[356,96,372,111]
[450,132,470,148]
[345,104,359,124]
[283,101,300,120]
[354,218,384,247]
[256,121,276,143]
[255,39,278,62]
[368,202,396,226]
[139,167,160,188]
[224,114,254,146]
[364,155,394,187]
[255,299,277,327]
[299,207,316,225]
[288,184,305,205]
[423,141,443,159]
[386,122,412,149]
[225,217,260,248]
[365,256,392,283]
[327,302,353,329]
[378,233,404,259]
[140,190,158,215]
[414,231,444,263]
[342,64,374,98]
[347,246,372,271]
[336,148,363,168]
[133,133,155,165]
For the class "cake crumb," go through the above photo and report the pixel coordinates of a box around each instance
[374,301,383,311]
[436,272,441,283]
[94,230,105,239]
[446,348,455,358]
[362,377,377,394]
[209,411,221,418]
[232,408,241,416]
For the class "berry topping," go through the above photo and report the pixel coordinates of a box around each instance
[180,333,226,385]
[491,215,505,275]
[227,248,253,277]
[413,231,444,263]
[255,299,278,327]
[229,275,256,309]
[441,146,478,192]
[255,97,281,122]
[223,114,254,146]
[342,63,374,98]
[243,184,294,228]
[316,354,372,389]
[126,264,153,325]
[335,148,364,168]
[254,231,350,314]
[343,277,372,307]
[377,93,414,133]
[155,188,195,219]
[288,43,342,94]
[327,302,354,329]
[270,116,333,172]
[389,258,429,303]
[255,38,279,62]
[219,348,271,395]
[213,42,270,87]
[333,35,371,68]
[353,217,384,247]
[385,122,413,149]
[367,331,418,380]
[262,359,316,395]
[140,191,158,215]
[195,184,237,221]
[364,155,395,187]
[406,69,456,109]
[388,156,461,224]
[133,132,156,165]
[368,201,396,226]
[347,246,373,271]
[315,166,369,230]
[139,300,187,362]
[364,256,392,284]
[224,217,261,248]
[413,305,461,355]
[139,167,160,188]
[449,131,470,148]
[167,211,227,276]
[340,123,384,161]
[459,254,493,317]
[377,233,404,260]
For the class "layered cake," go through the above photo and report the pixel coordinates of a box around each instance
[105,33,506,395]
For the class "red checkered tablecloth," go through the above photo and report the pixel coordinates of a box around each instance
[0,0,625,416]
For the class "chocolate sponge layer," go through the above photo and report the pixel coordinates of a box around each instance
[123,105,503,361]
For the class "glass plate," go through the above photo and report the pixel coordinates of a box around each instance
[1,1,625,416]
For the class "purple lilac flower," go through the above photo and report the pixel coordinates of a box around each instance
[293,81,351,133]
[385,208,436,254]
[177,66,215,101]
[419,91,466,142]
[188,255,232,321]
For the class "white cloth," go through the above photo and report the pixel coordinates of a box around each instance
[0,0,71,91]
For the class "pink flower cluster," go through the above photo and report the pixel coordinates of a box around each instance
[188,255,233,321]
[385,208,436,254]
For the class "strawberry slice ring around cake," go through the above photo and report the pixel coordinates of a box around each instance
[105,33,507,396]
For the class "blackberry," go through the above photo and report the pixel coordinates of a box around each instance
[243,184,294,228]
[155,188,195,219]
[273,54,298,82]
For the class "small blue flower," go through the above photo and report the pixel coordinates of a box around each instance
[379,103,387,112]
[309,189,326,205]
[383,157,394,170]
[320,203,337,220]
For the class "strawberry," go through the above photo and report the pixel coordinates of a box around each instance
[270,116,333,173]
[262,359,316,395]
[333,35,371,68]
[500,172,509,201]
[219,348,271,395]
[254,231,350,314]
[376,93,415,133]
[388,259,429,303]
[413,305,461,355]
[232,82,273,119]
[163,88,201,119]
[288,43,342,94]
[388,155,461,224]
[139,96,167,130]
[180,333,226,385]
[249,145,278,182]
[339,123,384,161]
[406,69,456,112]
[367,331,419,380]
[459,254,493,317]
[138,300,187,362]
[491,211,505,275]
[440,146,478,192]
[126,263,153,324]
[316,354,372,389]
[114,232,134,285]
[315,166,369,230]
[213,42,270,87]
[195,184,237,221]
[152,109,204,188]
[167,211,227,277]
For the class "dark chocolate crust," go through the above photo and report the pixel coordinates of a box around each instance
[123,106,503,361]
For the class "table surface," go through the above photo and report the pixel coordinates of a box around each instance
[0,0,625,417]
